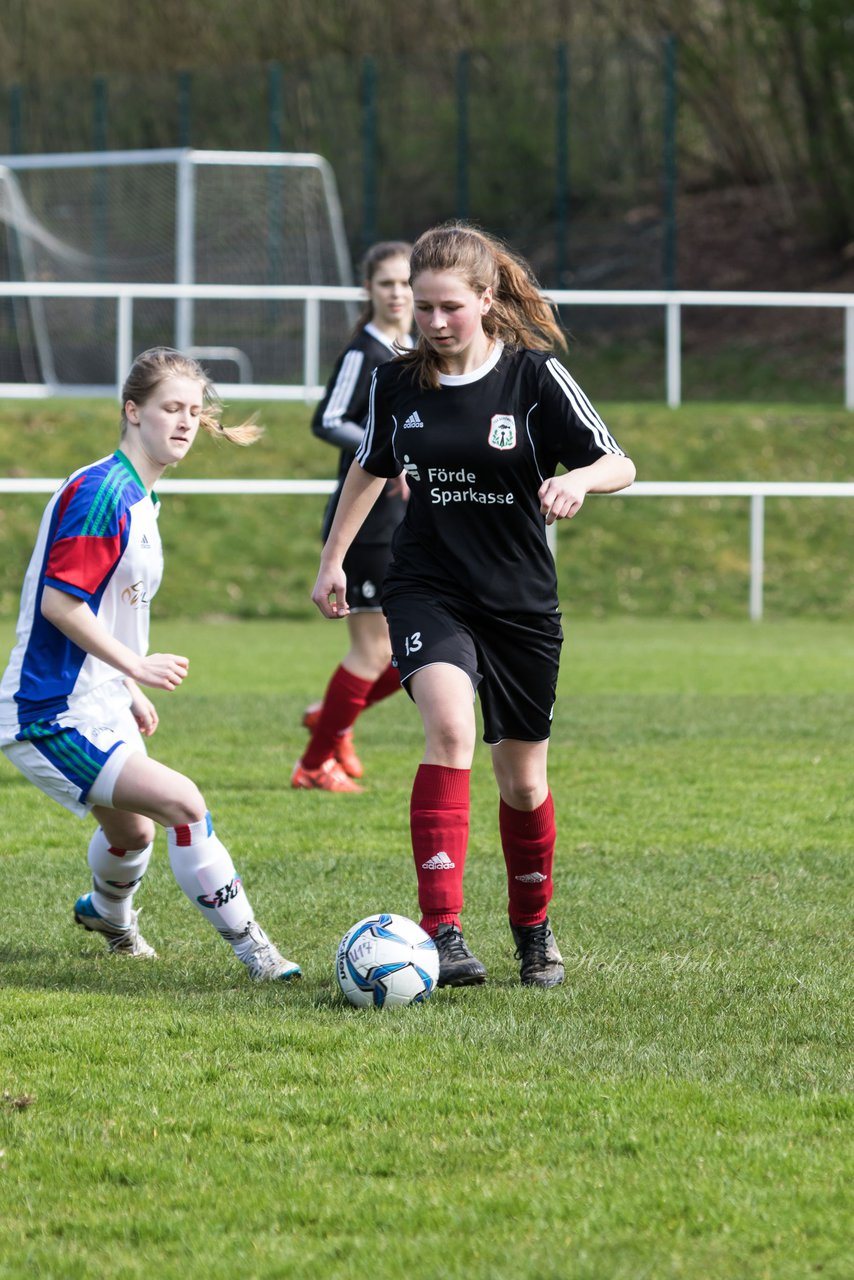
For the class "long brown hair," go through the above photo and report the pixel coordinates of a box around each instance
[351,239,413,338]
[401,223,566,389]
[120,347,262,445]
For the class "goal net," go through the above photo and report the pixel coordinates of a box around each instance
[0,149,354,390]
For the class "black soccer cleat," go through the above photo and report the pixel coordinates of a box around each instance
[433,923,487,987]
[510,916,565,988]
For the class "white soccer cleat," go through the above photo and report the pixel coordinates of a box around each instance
[73,892,157,958]
[234,922,302,982]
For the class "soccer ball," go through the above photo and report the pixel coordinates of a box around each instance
[336,913,440,1009]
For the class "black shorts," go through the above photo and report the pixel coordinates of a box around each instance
[383,587,563,744]
[344,541,394,612]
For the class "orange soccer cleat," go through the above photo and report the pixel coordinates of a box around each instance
[290,757,364,793]
[301,702,364,779]
[332,730,363,779]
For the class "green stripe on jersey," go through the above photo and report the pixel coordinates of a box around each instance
[80,464,131,539]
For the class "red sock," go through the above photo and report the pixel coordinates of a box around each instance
[365,661,402,708]
[500,792,556,926]
[302,665,373,769]
[410,764,470,934]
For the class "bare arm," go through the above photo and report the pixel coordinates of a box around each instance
[124,678,160,736]
[41,586,189,691]
[538,454,636,525]
[311,462,387,618]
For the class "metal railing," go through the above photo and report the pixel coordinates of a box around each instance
[1,282,853,407]
[2,476,851,621]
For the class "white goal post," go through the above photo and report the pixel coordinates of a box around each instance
[0,148,356,391]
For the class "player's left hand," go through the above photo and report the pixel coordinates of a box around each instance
[127,682,160,737]
[538,473,587,524]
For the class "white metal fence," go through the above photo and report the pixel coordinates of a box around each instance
[0,282,853,407]
[2,476,851,621]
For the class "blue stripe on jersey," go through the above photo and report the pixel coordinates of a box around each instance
[545,358,624,455]
[22,721,120,800]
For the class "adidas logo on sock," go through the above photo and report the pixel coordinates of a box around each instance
[514,871,548,883]
[421,851,455,870]
[403,411,424,429]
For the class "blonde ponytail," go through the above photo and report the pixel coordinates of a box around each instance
[120,347,263,446]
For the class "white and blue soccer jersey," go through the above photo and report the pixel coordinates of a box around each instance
[0,450,162,739]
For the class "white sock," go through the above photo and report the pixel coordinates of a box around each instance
[166,812,255,944]
[87,827,153,927]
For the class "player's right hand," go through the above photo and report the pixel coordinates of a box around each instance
[311,562,349,619]
[134,653,190,691]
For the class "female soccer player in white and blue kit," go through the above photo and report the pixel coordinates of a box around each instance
[312,225,636,990]
[0,347,300,980]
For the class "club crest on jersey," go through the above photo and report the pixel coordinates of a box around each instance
[488,414,516,450]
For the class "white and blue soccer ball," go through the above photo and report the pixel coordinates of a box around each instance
[336,913,440,1009]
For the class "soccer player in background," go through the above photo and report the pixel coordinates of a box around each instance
[312,224,636,989]
[0,347,301,981]
[293,241,414,793]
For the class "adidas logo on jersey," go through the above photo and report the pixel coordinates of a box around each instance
[421,851,455,870]
[514,871,548,883]
[403,411,424,429]
[140,534,151,549]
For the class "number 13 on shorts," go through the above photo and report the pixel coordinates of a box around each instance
[404,631,422,656]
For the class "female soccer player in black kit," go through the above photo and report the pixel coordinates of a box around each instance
[293,242,413,793]
[312,225,636,988]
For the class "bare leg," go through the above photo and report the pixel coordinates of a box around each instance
[341,610,393,682]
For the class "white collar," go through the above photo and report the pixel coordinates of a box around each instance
[364,321,413,353]
[438,340,504,386]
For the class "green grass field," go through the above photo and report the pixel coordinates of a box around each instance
[1,617,852,1280]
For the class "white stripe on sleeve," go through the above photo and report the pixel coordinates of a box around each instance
[545,357,623,455]
[322,350,365,430]
[356,368,378,464]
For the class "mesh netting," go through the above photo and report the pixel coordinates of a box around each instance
[0,152,354,387]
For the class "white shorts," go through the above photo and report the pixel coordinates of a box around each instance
[1,701,147,819]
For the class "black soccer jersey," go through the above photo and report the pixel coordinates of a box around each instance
[356,343,626,614]
[312,322,408,545]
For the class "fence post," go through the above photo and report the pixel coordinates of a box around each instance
[175,153,195,351]
[456,50,470,220]
[666,299,681,407]
[361,57,378,251]
[116,294,133,397]
[177,71,192,147]
[9,84,22,154]
[268,62,283,150]
[303,297,320,404]
[267,65,284,311]
[749,493,765,621]
[662,33,678,291]
[845,305,854,411]
[555,43,570,285]
[92,77,108,337]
